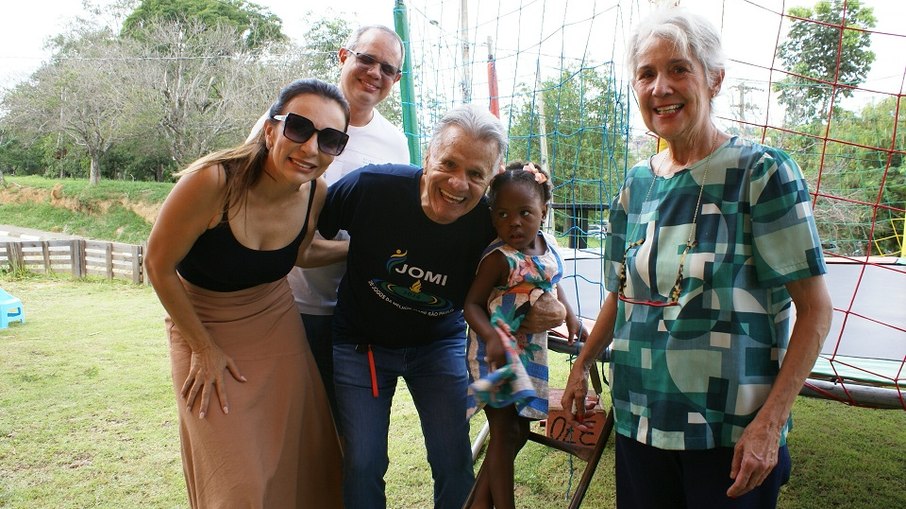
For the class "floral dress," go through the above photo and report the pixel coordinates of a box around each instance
[466,231,564,420]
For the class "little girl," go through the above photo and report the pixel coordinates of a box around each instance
[464,161,583,509]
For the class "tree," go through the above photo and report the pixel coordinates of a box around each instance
[0,5,406,183]
[130,19,276,168]
[509,65,629,202]
[300,15,352,85]
[121,0,286,51]
[1,18,274,183]
[813,97,906,256]
[506,64,630,240]
[119,0,295,175]
[103,134,175,181]
[777,95,906,257]
[775,0,876,126]
[2,28,144,185]
[0,129,45,176]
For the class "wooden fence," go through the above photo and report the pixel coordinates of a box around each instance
[0,239,145,284]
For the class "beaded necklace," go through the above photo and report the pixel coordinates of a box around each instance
[617,140,719,306]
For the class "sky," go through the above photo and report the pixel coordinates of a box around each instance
[0,0,397,88]
[1,0,903,124]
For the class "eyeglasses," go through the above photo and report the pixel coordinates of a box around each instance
[618,150,712,308]
[272,112,349,156]
[345,49,401,78]
[617,237,696,307]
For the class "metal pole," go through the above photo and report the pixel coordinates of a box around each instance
[486,36,499,117]
[460,0,471,103]
[394,0,421,165]
[535,60,555,233]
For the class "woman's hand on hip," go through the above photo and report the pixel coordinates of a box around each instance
[181,344,247,419]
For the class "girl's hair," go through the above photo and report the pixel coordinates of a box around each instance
[179,78,349,214]
[487,161,552,206]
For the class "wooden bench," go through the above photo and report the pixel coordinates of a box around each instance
[466,323,614,508]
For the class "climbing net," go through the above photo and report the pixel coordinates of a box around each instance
[398,0,905,408]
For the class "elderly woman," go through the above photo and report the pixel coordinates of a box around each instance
[561,8,833,509]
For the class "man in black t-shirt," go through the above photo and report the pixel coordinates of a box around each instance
[317,104,504,509]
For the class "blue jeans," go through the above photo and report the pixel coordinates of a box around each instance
[300,313,338,419]
[333,338,475,509]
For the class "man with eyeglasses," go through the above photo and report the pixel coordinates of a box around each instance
[250,25,410,418]
[294,25,409,418]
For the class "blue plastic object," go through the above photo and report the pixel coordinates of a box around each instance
[0,287,25,328]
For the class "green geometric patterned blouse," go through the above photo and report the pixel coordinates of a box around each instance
[603,136,827,450]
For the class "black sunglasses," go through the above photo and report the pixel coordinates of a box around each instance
[272,112,349,156]
[346,49,401,78]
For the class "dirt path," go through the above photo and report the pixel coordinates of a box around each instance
[0,224,84,243]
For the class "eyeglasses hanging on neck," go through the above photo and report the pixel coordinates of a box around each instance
[617,161,710,308]
[617,237,697,307]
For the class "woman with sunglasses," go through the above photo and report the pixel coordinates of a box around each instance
[146,78,349,508]
[561,8,832,509]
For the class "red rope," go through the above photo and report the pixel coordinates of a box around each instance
[367,346,379,398]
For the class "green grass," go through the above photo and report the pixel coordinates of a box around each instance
[0,176,171,244]
[1,275,904,508]
[0,275,182,508]
[778,398,906,509]
[0,202,152,245]
[3,175,173,204]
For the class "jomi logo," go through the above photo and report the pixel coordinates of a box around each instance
[385,249,448,287]
[373,249,452,312]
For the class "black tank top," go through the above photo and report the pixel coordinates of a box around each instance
[176,180,317,292]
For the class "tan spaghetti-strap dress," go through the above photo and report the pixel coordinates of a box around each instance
[167,277,342,508]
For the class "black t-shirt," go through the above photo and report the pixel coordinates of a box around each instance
[319,164,495,347]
